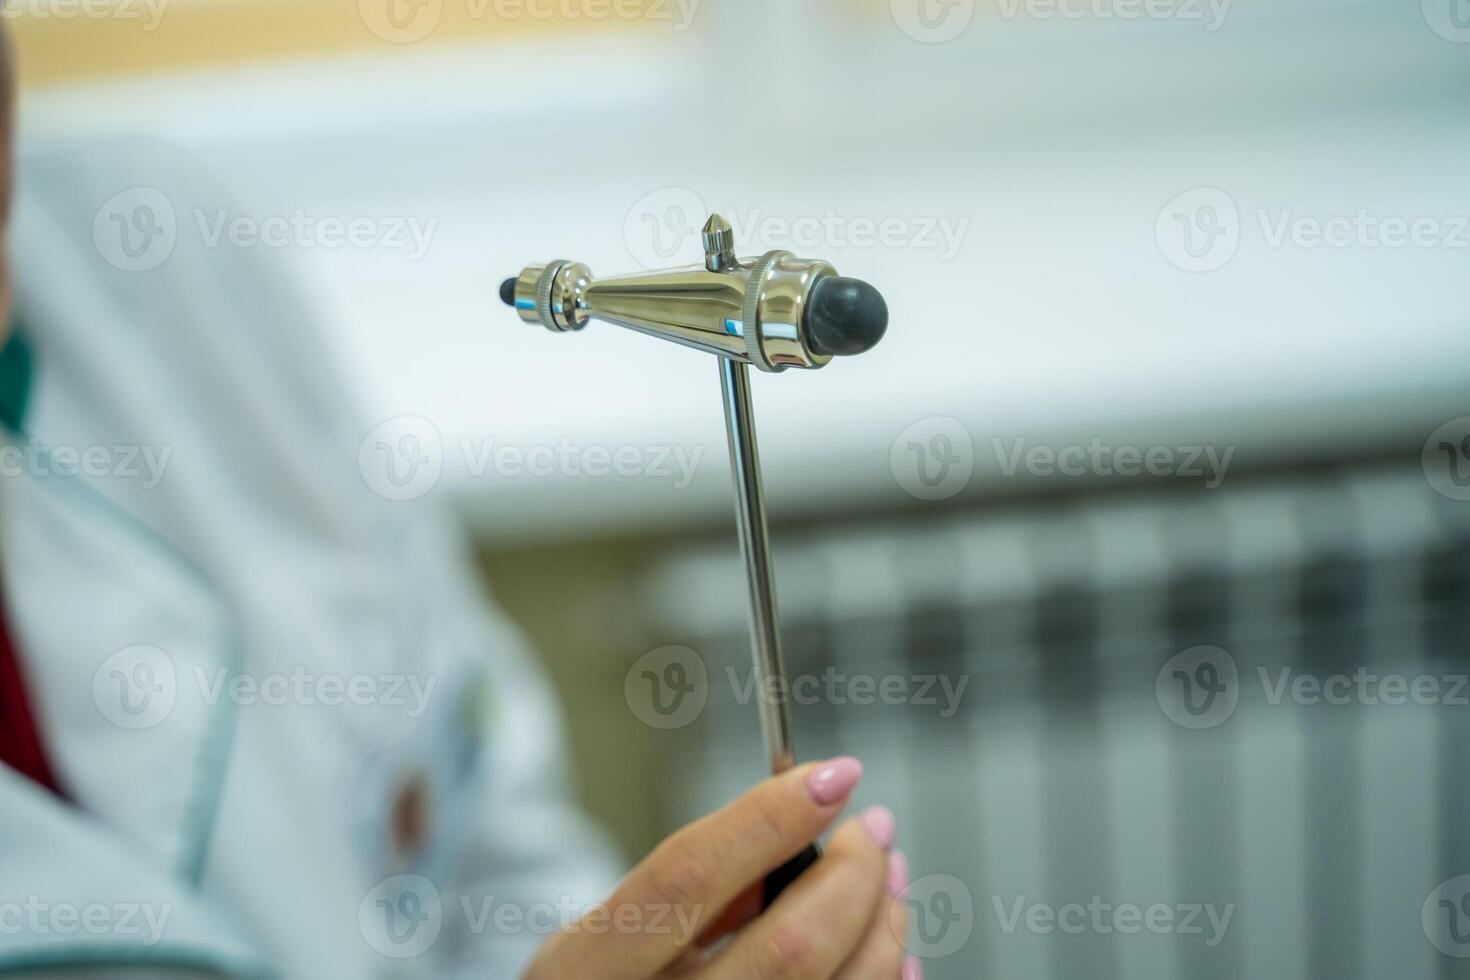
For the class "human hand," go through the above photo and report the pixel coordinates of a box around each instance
[523,757,918,979]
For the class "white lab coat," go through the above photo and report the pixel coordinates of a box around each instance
[0,137,621,979]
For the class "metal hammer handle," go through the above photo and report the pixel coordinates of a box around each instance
[717,355,820,906]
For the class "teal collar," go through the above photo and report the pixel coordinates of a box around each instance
[0,327,32,433]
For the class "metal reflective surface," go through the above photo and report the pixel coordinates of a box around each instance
[506,214,837,372]
[718,355,797,775]
[504,213,881,779]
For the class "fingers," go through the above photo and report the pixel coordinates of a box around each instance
[833,850,915,980]
[699,806,894,980]
[527,757,863,980]
[695,882,762,947]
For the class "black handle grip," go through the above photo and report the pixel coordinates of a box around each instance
[763,844,821,907]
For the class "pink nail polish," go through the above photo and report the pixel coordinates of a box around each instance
[902,954,924,980]
[861,805,896,850]
[805,756,863,806]
[887,849,910,896]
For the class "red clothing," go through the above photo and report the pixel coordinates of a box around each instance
[0,597,63,796]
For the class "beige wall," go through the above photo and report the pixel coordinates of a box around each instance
[10,0,664,88]
[478,532,692,861]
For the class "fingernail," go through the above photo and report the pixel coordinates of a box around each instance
[887,849,909,896]
[861,804,896,850]
[902,954,924,980]
[805,756,863,806]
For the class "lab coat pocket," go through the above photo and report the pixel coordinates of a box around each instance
[352,665,492,883]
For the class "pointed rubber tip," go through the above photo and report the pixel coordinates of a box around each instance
[804,276,888,357]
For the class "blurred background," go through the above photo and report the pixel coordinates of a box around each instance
[15,0,1470,976]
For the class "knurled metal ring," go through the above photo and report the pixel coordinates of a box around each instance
[535,260,570,332]
[741,251,788,373]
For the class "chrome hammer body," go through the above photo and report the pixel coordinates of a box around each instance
[504,215,887,375]
[500,214,888,902]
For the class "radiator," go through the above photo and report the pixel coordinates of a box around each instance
[642,461,1470,980]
